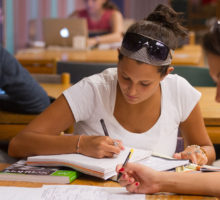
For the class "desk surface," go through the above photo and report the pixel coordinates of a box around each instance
[40,83,71,99]
[15,44,204,67]
[0,164,218,200]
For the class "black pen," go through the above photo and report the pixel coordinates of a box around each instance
[117,148,134,181]
[100,119,109,136]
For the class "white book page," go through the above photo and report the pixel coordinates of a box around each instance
[42,185,145,200]
[0,186,42,200]
[138,156,189,171]
[28,147,151,173]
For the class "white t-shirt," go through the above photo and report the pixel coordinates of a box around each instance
[63,68,201,156]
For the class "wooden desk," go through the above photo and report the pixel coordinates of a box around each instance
[40,83,71,98]
[0,164,218,200]
[196,87,220,144]
[15,48,118,63]
[172,45,205,67]
[15,44,204,67]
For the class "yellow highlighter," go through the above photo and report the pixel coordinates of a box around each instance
[117,148,134,181]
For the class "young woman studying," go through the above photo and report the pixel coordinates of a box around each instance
[9,4,215,166]
[116,20,220,197]
[69,0,123,48]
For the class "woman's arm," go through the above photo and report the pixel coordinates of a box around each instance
[8,95,122,158]
[87,10,123,47]
[116,163,220,197]
[174,103,216,165]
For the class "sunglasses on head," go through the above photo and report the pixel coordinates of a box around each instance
[122,32,170,61]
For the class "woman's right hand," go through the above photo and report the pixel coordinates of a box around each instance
[79,135,124,158]
[116,163,161,194]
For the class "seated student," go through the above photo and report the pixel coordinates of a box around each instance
[116,20,220,197]
[0,45,50,114]
[69,0,123,48]
[8,4,215,166]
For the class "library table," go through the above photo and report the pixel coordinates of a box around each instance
[15,44,204,67]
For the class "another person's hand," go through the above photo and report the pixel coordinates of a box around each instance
[173,145,208,165]
[116,163,161,194]
[87,38,98,49]
[79,135,124,158]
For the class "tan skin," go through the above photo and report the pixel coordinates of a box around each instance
[116,52,220,197]
[116,163,220,197]
[9,54,215,165]
[69,0,123,48]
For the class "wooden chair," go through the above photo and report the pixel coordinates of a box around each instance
[57,61,117,83]
[18,58,57,74]
[31,72,71,84]
[0,72,71,141]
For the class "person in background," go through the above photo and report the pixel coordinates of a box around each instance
[8,4,215,166]
[0,45,50,114]
[116,20,220,197]
[69,0,123,48]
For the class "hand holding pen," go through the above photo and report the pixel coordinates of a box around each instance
[116,162,160,194]
[117,148,134,181]
[100,119,124,152]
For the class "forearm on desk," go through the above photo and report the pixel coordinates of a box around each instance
[159,171,220,197]
[8,133,80,157]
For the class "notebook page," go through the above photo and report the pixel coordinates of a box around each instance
[0,186,42,200]
[42,185,145,200]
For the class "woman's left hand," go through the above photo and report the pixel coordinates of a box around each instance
[173,145,208,165]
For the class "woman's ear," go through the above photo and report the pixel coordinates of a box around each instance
[167,66,174,75]
[160,66,174,81]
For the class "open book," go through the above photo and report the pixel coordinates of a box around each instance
[27,147,151,180]
[27,147,190,180]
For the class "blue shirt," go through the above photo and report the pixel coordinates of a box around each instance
[0,45,50,114]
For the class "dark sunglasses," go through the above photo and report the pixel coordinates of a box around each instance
[122,32,170,61]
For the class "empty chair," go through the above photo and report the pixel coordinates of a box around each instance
[31,72,71,84]
[18,58,57,74]
[171,66,216,87]
[57,61,117,83]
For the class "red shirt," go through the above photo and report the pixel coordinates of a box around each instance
[77,9,113,36]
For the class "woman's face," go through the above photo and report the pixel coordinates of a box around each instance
[117,56,166,105]
[207,52,220,102]
[84,0,106,15]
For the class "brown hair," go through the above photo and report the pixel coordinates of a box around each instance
[121,4,187,76]
[203,22,220,56]
[103,0,119,11]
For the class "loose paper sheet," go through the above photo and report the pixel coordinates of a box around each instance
[41,185,145,200]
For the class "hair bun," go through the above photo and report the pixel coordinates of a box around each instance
[146,4,187,37]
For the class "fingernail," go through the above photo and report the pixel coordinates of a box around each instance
[135,182,139,186]
[129,178,133,183]
[119,168,124,172]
